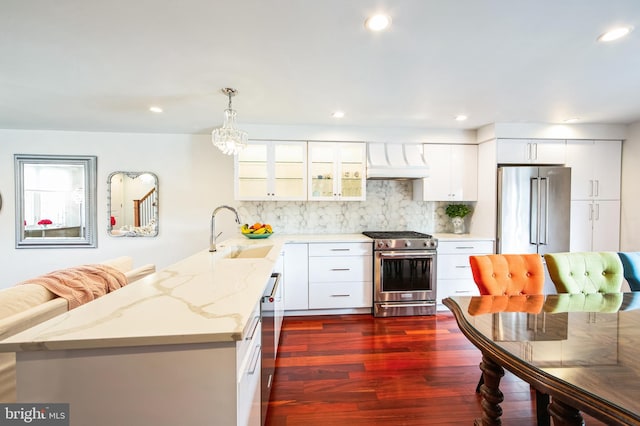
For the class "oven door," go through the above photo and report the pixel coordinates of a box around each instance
[374,250,437,303]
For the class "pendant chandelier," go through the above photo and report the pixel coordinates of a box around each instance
[211,88,248,155]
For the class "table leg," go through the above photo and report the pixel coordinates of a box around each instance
[475,353,505,426]
[535,390,550,426]
[548,397,585,426]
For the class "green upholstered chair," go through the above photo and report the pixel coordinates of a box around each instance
[543,293,623,313]
[543,252,623,294]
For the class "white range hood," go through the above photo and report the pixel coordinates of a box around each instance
[366,143,430,180]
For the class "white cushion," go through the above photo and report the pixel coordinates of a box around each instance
[125,264,156,283]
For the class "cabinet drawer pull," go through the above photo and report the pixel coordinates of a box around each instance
[331,248,351,251]
[330,268,351,271]
[455,246,475,249]
[455,265,470,269]
[247,344,261,375]
[330,294,350,297]
[245,315,260,341]
[455,290,473,294]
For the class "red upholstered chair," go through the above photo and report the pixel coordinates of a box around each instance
[468,254,549,425]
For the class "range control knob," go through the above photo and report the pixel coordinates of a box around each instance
[405,241,411,247]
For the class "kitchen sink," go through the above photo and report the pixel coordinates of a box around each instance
[225,245,274,259]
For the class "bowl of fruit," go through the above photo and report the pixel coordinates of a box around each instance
[241,222,274,239]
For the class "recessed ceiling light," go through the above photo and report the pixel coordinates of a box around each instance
[455,115,468,121]
[332,111,345,119]
[365,14,391,32]
[149,106,163,113]
[563,117,580,123]
[597,26,633,42]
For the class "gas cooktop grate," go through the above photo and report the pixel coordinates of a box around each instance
[362,231,433,239]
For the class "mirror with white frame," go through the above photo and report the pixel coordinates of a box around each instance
[15,154,97,248]
[107,171,158,237]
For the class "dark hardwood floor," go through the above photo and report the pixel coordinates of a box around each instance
[265,312,606,426]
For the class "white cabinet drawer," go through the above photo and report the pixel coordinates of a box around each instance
[236,301,261,371]
[309,256,372,282]
[309,281,372,309]
[308,242,372,257]
[437,279,479,304]
[437,254,473,280]
[237,319,261,426]
[437,240,493,255]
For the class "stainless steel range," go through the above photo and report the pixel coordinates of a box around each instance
[363,231,438,317]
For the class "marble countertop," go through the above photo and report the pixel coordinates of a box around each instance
[278,233,372,243]
[433,233,495,241]
[0,234,373,353]
[0,237,288,352]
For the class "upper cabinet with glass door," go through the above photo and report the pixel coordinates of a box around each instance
[235,141,307,201]
[308,142,366,201]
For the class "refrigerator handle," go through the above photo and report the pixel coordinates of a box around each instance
[529,177,539,245]
[539,177,549,245]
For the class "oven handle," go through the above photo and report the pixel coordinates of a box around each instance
[379,251,436,260]
[379,302,436,308]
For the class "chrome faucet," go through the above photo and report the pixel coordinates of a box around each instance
[209,205,241,252]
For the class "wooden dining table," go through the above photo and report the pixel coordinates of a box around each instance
[443,293,640,426]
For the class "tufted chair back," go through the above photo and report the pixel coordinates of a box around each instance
[617,252,640,291]
[467,294,544,315]
[469,254,545,296]
[543,252,623,294]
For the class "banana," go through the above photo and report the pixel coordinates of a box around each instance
[241,222,273,235]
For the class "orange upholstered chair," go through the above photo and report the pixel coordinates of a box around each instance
[467,294,545,316]
[469,254,545,296]
[467,254,548,424]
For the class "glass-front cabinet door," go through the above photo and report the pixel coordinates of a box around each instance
[235,141,307,200]
[308,142,366,201]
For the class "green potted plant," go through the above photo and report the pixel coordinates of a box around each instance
[445,204,472,234]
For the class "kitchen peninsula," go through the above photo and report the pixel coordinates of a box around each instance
[0,234,370,426]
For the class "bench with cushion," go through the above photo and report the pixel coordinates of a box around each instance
[0,257,155,402]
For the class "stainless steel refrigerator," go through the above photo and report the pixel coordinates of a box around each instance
[497,166,571,255]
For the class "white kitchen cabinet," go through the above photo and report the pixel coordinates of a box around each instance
[570,200,620,252]
[436,239,494,311]
[496,139,566,164]
[283,243,309,311]
[308,242,372,309]
[235,140,307,200]
[308,142,366,201]
[413,144,478,201]
[566,140,621,252]
[237,301,262,426]
[566,140,621,200]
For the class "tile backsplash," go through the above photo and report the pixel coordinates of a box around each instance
[237,180,455,234]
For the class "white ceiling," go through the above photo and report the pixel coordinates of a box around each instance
[2,0,640,135]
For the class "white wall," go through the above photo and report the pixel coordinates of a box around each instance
[0,129,235,286]
[620,121,640,251]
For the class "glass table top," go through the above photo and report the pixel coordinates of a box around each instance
[445,293,640,423]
